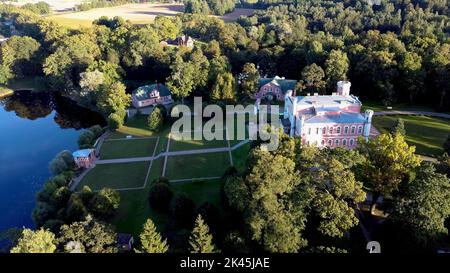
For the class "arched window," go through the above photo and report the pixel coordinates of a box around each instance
[316,128,320,134]
[344,126,349,134]
[328,139,332,146]
[336,127,341,134]
[357,126,363,134]
[350,139,354,146]
[343,139,347,146]
[321,139,325,146]
[322,127,326,134]
[308,128,311,135]
[329,127,334,134]
[351,126,356,134]
[335,139,340,146]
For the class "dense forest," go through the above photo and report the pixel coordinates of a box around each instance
[0,0,449,253]
[0,0,449,113]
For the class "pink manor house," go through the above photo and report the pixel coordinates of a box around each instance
[283,81,373,149]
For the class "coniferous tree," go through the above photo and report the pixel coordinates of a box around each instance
[189,214,217,253]
[136,219,169,253]
[391,118,406,136]
[148,107,164,132]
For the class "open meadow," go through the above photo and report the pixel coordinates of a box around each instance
[47,3,255,28]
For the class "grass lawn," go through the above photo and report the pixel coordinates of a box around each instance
[372,115,450,156]
[110,115,155,138]
[172,180,224,208]
[165,152,231,180]
[108,115,170,155]
[362,100,438,113]
[100,138,157,159]
[77,161,149,191]
[111,158,167,237]
[111,158,225,238]
[232,142,251,173]
[169,135,229,151]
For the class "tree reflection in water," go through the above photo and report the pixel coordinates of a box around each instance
[0,90,105,129]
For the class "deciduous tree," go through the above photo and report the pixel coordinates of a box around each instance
[11,228,56,253]
[58,215,118,253]
[392,163,450,246]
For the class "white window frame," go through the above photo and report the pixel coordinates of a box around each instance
[357,126,363,134]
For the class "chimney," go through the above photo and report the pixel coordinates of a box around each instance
[337,81,351,96]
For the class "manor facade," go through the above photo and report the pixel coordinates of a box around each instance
[283,81,373,148]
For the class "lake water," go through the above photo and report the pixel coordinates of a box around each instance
[0,91,105,231]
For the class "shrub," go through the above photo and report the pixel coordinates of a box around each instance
[88,188,120,219]
[77,130,95,149]
[196,202,221,234]
[49,150,74,175]
[152,176,170,186]
[170,193,196,229]
[149,182,173,212]
[88,125,103,138]
[108,112,123,131]
[148,107,164,132]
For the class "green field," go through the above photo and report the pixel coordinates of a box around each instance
[172,180,224,207]
[108,115,170,155]
[362,101,438,113]
[165,152,231,180]
[99,138,157,159]
[169,135,229,151]
[372,115,450,156]
[46,16,93,29]
[77,161,150,191]
[87,112,245,237]
[111,158,167,237]
[111,115,157,138]
[231,142,251,173]
[111,158,224,237]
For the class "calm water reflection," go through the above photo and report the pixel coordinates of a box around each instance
[0,91,105,231]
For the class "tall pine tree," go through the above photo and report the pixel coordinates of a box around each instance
[136,219,169,253]
[189,214,217,253]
